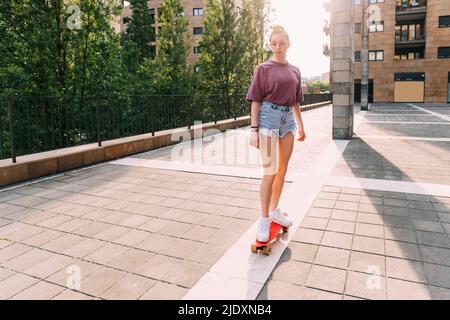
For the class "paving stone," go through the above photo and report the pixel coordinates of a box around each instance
[205,229,241,248]
[23,254,75,279]
[113,229,151,247]
[314,246,350,269]
[80,267,127,297]
[326,220,355,234]
[386,257,427,283]
[355,222,384,238]
[159,238,199,259]
[413,220,445,233]
[288,242,318,263]
[182,225,218,242]
[21,229,66,247]
[419,246,450,266]
[271,260,311,285]
[93,225,131,242]
[321,231,353,249]
[257,280,305,300]
[2,248,52,272]
[300,217,328,230]
[358,203,383,214]
[292,228,324,245]
[137,254,208,288]
[305,265,346,294]
[108,248,155,273]
[62,238,105,259]
[186,243,227,266]
[430,286,450,300]
[0,273,39,299]
[85,243,129,265]
[383,215,413,229]
[100,274,156,300]
[10,281,65,300]
[349,252,386,276]
[415,231,450,248]
[0,243,33,264]
[345,271,386,300]
[357,213,384,225]
[41,233,86,252]
[331,209,357,222]
[0,267,15,281]
[334,201,358,211]
[385,240,421,261]
[139,282,188,300]
[306,207,332,219]
[386,278,430,300]
[352,235,385,255]
[384,226,416,243]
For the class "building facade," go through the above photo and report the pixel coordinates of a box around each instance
[328,0,450,104]
[112,0,243,72]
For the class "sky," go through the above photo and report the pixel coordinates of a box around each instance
[269,0,330,78]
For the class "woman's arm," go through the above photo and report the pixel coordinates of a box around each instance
[292,102,306,141]
[250,101,261,148]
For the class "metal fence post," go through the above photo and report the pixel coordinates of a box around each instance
[96,100,102,147]
[7,97,16,163]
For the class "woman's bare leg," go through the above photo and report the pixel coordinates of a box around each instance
[270,131,295,210]
[259,133,278,218]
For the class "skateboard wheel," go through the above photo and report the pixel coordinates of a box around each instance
[262,246,271,255]
[250,244,259,253]
[282,227,289,233]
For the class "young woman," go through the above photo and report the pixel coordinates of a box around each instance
[246,25,306,242]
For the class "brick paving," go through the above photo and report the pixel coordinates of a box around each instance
[1,102,450,300]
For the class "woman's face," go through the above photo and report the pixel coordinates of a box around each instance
[270,33,290,57]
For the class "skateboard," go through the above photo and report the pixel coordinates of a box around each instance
[251,216,289,256]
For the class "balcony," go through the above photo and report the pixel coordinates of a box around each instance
[396,0,427,22]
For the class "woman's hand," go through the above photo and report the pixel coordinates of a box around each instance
[250,131,259,149]
[297,128,306,142]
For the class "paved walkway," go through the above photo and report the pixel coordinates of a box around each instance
[0,103,449,299]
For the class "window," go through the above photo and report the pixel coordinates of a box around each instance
[355,23,362,33]
[194,65,200,73]
[123,16,130,24]
[355,51,361,62]
[193,8,203,16]
[369,50,384,61]
[354,0,361,4]
[439,16,450,28]
[193,27,203,35]
[396,23,423,41]
[194,46,201,54]
[369,21,384,32]
[438,47,450,59]
[369,0,384,3]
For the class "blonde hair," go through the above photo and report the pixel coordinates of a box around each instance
[270,25,290,42]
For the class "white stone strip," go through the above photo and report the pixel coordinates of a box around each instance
[326,175,450,198]
[362,121,450,125]
[182,139,350,300]
[408,103,450,122]
[365,113,430,116]
[355,135,450,142]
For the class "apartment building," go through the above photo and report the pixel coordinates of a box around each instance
[328,0,450,103]
[112,0,243,72]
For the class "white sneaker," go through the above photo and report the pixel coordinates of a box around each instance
[269,208,293,227]
[256,217,271,242]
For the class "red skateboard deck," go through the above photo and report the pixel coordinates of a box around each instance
[251,215,289,255]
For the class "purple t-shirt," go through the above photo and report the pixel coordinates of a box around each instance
[246,59,304,106]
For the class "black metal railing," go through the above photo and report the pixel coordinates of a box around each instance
[0,93,332,162]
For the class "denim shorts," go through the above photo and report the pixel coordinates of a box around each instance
[258,100,297,138]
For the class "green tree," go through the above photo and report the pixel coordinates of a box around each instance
[124,0,155,63]
[235,0,272,93]
[138,0,191,95]
[198,0,243,95]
